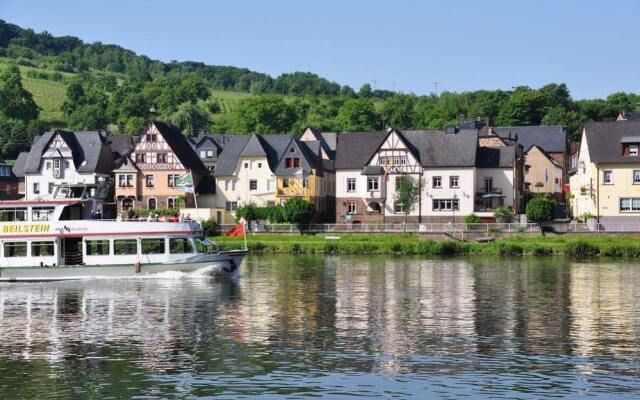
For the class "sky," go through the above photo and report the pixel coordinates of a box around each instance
[1,0,639,99]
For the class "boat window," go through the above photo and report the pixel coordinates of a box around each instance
[32,207,55,221]
[170,238,194,254]
[32,241,55,256]
[141,239,165,255]
[85,240,110,256]
[114,239,137,255]
[4,242,27,257]
[0,208,27,221]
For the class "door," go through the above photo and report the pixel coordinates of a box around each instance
[62,237,83,266]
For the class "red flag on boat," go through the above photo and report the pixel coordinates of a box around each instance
[224,222,246,237]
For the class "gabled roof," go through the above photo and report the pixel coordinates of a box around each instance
[12,152,28,178]
[146,121,208,173]
[492,125,566,154]
[212,135,251,176]
[476,146,516,168]
[584,120,640,163]
[403,130,478,167]
[334,131,389,169]
[22,130,114,175]
[107,134,135,167]
[240,134,268,157]
[113,155,139,172]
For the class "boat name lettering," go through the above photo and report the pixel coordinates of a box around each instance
[2,224,50,234]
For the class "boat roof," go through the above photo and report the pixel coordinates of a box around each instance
[0,199,84,207]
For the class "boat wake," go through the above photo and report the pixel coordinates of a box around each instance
[97,264,234,281]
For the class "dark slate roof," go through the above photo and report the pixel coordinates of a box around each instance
[620,111,640,121]
[334,131,388,169]
[476,146,516,168]
[107,134,135,167]
[584,120,640,164]
[493,125,566,154]
[305,128,337,156]
[213,135,251,176]
[240,134,268,157]
[150,121,208,173]
[23,130,114,175]
[403,130,479,167]
[12,152,28,178]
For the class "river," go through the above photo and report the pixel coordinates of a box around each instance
[1,255,639,399]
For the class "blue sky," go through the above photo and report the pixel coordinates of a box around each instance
[2,0,639,99]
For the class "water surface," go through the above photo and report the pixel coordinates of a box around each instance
[1,255,640,399]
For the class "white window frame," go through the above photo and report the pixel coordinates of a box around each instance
[249,179,258,191]
[432,176,442,189]
[633,170,640,185]
[630,145,639,156]
[449,176,459,188]
[347,201,357,214]
[367,177,379,191]
[603,170,613,185]
[620,197,640,212]
[346,178,356,192]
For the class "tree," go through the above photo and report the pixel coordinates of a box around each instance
[358,83,373,98]
[61,79,109,130]
[0,65,39,121]
[169,102,210,136]
[380,95,416,129]
[525,195,556,222]
[541,106,583,142]
[495,86,544,126]
[335,98,379,131]
[394,176,422,228]
[283,197,315,225]
[230,95,296,133]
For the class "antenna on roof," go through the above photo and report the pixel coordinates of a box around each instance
[432,82,440,96]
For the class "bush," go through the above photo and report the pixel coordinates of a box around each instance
[525,196,556,222]
[531,245,553,256]
[464,214,482,223]
[201,219,218,236]
[128,208,179,218]
[565,241,599,258]
[437,241,459,255]
[498,243,523,256]
[493,206,512,223]
[283,198,315,225]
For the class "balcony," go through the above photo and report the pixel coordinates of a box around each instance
[474,188,505,212]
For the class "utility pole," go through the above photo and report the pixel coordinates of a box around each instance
[392,81,397,92]
[372,80,378,92]
[432,82,440,96]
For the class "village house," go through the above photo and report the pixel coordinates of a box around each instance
[0,156,19,200]
[569,120,640,224]
[113,121,209,216]
[334,126,524,223]
[12,130,116,201]
[211,132,335,223]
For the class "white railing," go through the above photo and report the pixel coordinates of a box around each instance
[216,222,540,234]
[444,224,465,241]
[567,222,640,232]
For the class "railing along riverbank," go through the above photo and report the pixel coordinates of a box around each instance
[216,222,540,234]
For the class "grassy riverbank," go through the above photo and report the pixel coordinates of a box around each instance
[213,234,640,258]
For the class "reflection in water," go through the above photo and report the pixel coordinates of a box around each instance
[1,256,640,398]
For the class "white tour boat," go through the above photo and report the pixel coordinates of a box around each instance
[0,184,246,282]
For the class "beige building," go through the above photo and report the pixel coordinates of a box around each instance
[569,120,640,223]
[524,145,563,194]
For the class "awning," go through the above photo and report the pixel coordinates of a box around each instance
[482,193,505,198]
[361,165,384,176]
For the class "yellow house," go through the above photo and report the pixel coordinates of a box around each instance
[569,121,640,223]
[525,145,563,194]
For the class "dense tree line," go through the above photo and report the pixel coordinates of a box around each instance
[1,19,639,159]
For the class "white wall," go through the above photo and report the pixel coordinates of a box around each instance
[215,156,276,208]
[422,167,475,216]
[25,157,97,200]
[475,168,515,207]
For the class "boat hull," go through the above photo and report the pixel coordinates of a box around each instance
[0,250,247,282]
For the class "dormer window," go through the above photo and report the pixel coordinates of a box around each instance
[631,145,639,156]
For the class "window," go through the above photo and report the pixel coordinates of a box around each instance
[603,170,613,184]
[267,201,275,207]
[33,182,40,194]
[145,175,154,187]
[224,180,229,191]
[232,180,236,191]
[347,201,357,214]
[226,201,238,211]
[484,177,493,193]
[141,239,165,255]
[122,198,134,210]
[85,240,110,256]
[170,238,194,254]
[119,175,126,187]
[634,170,640,185]
[258,162,262,168]
[32,241,54,257]
[45,161,51,170]
[347,178,356,192]
[294,158,301,168]
[135,153,146,163]
[432,176,442,188]
[148,198,157,210]
[244,162,249,169]
[620,198,640,212]
[32,207,54,221]
[48,183,54,194]
[168,197,177,209]
[54,158,60,170]
[168,174,180,188]
[4,242,27,257]
[0,208,26,222]
[303,178,308,188]
[367,177,379,191]
[200,150,206,158]
[432,199,460,211]
[207,150,214,157]
[146,134,157,142]
[450,176,459,188]
[64,160,70,169]
[282,179,289,188]
[250,179,257,191]
[267,179,275,191]
[631,145,639,156]
[114,239,137,255]
[394,202,404,213]
[157,153,168,163]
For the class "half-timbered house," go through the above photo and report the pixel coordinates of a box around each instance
[114,121,209,216]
